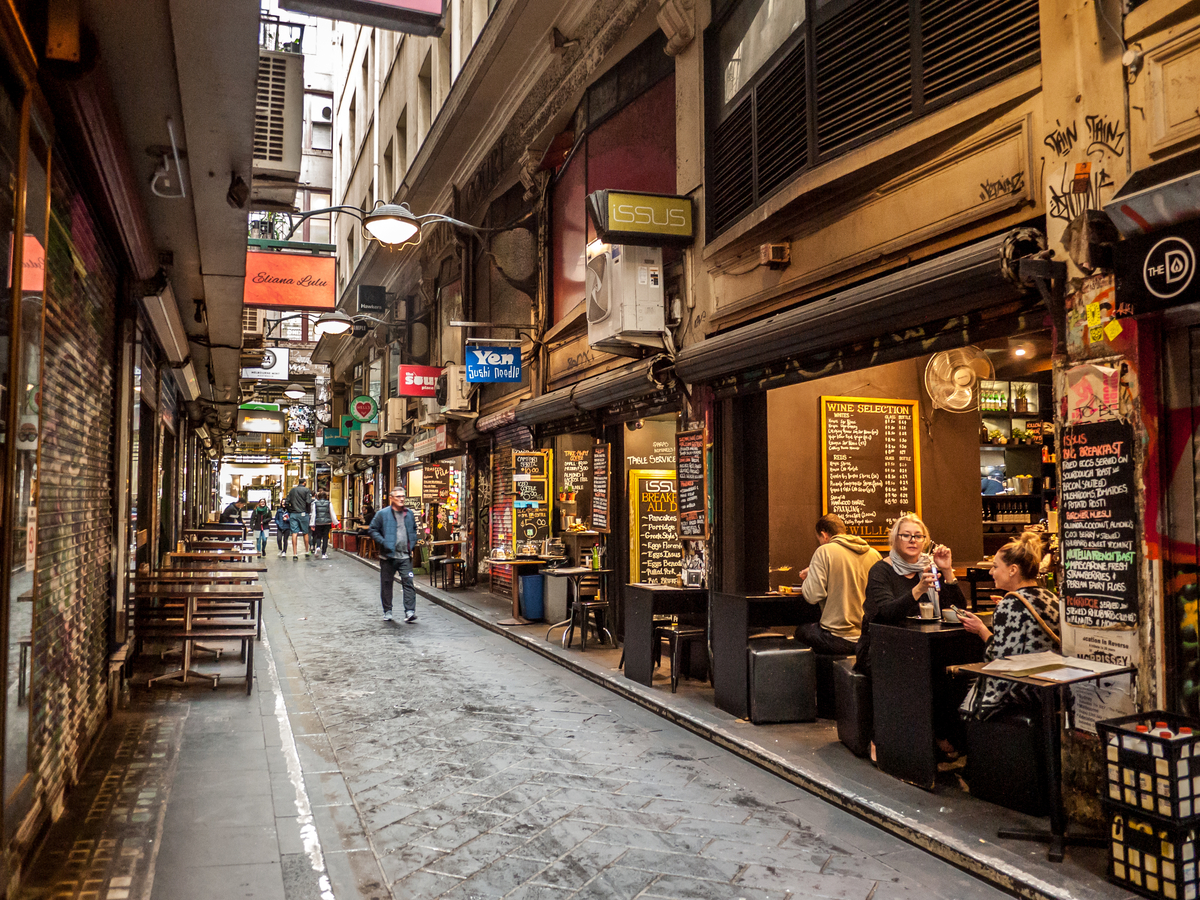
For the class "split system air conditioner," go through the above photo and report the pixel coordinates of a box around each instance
[585,243,666,354]
[382,398,411,440]
[253,50,304,181]
[417,397,442,429]
[436,363,473,417]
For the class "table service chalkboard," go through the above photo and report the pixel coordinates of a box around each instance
[675,428,708,540]
[820,396,920,545]
[1060,419,1136,628]
[591,444,610,533]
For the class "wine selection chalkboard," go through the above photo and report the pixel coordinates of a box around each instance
[820,396,921,544]
[422,462,451,503]
[512,451,547,479]
[1060,419,1137,628]
[591,444,610,533]
[675,429,708,540]
[631,472,683,584]
[514,505,550,542]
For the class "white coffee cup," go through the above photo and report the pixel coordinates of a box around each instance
[918,601,935,619]
[942,608,960,624]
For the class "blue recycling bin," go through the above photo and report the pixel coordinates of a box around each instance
[519,574,544,620]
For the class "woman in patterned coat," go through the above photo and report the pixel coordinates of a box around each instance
[957,532,1060,719]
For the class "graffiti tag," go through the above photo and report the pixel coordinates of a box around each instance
[1085,113,1126,157]
[1048,163,1114,222]
[1043,119,1078,157]
[979,171,1026,202]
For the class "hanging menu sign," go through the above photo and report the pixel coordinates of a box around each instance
[632,472,683,584]
[511,451,547,480]
[591,444,610,533]
[675,429,708,540]
[422,462,451,503]
[1060,419,1137,628]
[514,479,548,503]
[514,505,549,543]
[820,396,921,545]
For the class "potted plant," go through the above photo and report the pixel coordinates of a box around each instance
[1011,428,1030,446]
[1014,384,1029,413]
[988,428,1007,445]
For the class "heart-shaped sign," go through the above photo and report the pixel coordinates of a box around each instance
[350,395,378,422]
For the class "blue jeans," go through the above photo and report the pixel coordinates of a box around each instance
[256,529,268,556]
[380,554,416,615]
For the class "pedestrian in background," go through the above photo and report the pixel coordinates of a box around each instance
[274,503,290,557]
[286,478,314,560]
[309,489,339,559]
[368,487,418,623]
[249,497,272,558]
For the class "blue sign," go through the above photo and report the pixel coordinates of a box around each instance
[466,344,522,383]
[322,427,349,447]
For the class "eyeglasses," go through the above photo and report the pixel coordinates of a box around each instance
[897,533,925,542]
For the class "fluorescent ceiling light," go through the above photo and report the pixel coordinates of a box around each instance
[174,360,201,402]
[141,283,190,364]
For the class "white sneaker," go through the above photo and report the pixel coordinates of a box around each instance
[278,550,286,557]
[322,553,329,559]
[383,611,394,621]
[405,611,417,623]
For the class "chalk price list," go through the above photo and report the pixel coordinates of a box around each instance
[823,399,916,541]
[1060,420,1137,628]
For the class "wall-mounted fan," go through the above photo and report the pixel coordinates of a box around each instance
[924,347,994,412]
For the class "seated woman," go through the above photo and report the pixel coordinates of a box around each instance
[854,514,965,676]
[957,532,1060,720]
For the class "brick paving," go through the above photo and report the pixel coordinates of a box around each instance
[266,557,1008,900]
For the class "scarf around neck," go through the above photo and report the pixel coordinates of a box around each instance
[889,549,932,577]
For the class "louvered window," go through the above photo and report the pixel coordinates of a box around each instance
[705,0,1041,237]
[254,53,289,163]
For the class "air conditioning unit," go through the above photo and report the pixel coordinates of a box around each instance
[586,243,666,354]
[436,363,472,418]
[382,398,410,440]
[417,397,442,429]
[253,50,304,182]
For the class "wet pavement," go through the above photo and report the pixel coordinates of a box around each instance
[18,552,1026,899]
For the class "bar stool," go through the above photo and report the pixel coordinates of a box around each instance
[441,557,466,589]
[427,554,448,586]
[654,623,707,692]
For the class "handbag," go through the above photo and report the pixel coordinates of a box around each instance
[1008,590,1061,647]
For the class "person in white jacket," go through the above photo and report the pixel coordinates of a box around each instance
[309,490,340,559]
[795,514,881,655]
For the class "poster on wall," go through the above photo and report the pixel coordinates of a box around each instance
[630,471,683,584]
[422,462,451,502]
[1060,419,1137,628]
[675,429,708,540]
[820,396,921,545]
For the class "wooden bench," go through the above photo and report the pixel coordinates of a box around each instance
[133,598,256,693]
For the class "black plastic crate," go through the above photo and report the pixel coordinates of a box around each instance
[1107,805,1200,899]
[1098,713,1200,823]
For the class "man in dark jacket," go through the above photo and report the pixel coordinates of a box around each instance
[368,487,419,622]
[220,497,246,527]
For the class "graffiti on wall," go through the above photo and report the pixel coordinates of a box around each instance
[1042,113,1125,224]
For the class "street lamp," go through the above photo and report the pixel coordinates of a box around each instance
[282,383,306,399]
[313,310,392,338]
[283,201,489,249]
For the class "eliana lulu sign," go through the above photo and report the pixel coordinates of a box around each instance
[398,364,441,397]
[243,251,336,310]
[466,344,522,383]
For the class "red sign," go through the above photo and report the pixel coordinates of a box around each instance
[398,365,441,397]
[244,251,336,309]
[9,235,44,293]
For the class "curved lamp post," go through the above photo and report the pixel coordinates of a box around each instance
[283,201,488,249]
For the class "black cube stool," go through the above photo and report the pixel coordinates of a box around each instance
[833,658,872,757]
[427,554,448,586]
[965,711,1048,816]
[654,624,707,692]
[815,653,853,719]
[747,641,816,724]
[440,557,465,589]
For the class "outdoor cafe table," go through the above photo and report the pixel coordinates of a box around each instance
[168,550,260,565]
[133,584,260,686]
[134,580,263,638]
[542,567,612,646]
[185,527,243,539]
[164,556,267,572]
[624,584,708,687]
[135,571,259,584]
[956,658,1137,862]
[183,540,250,551]
[710,592,813,718]
[485,558,547,619]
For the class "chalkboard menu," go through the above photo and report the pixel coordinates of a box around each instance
[820,396,920,544]
[561,449,592,515]
[1061,420,1137,628]
[631,472,683,584]
[514,505,549,543]
[512,451,547,479]
[675,429,708,540]
[591,444,610,533]
[514,479,548,503]
[422,462,451,503]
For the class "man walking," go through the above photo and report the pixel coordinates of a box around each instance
[286,478,314,560]
[368,488,419,622]
[795,513,881,655]
[220,497,246,524]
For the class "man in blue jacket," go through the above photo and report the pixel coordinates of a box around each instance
[368,487,419,622]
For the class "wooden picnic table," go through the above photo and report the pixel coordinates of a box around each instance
[158,561,267,573]
[168,550,260,564]
[133,589,257,691]
[183,540,250,551]
[186,527,244,538]
[136,572,259,584]
[133,581,263,638]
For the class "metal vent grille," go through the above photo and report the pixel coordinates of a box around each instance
[755,41,808,199]
[815,0,911,156]
[710,100,754,234]
[922,0,1040,102]
[254,54,289,163]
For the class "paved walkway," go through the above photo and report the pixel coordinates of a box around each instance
[16,553,1115,899]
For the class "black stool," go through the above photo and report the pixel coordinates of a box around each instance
[965,711,1048,816]
[427,554,448,587]
[654,624,707,692]
[565,597,612,650]
[815,654,853,719]
[441,557,465,589]
[747,640,816,724]
[833,658,872,757]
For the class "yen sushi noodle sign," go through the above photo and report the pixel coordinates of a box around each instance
[466,344,522,383]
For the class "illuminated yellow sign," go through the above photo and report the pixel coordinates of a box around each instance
[586,190,694,245]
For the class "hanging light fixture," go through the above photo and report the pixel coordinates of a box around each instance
[363,204,421,245]
[314,309,355,337]
[283,383,307,400]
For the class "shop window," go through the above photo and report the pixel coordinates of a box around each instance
[705,0,1041,237]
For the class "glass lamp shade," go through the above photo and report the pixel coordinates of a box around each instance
[282,383,307,399]
[363,204,420,245]
[314,310,354,337]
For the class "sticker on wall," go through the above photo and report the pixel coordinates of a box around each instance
[350,395,378,422]
[15,414,37,451]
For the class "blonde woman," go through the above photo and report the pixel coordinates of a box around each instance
[853,514,964,676]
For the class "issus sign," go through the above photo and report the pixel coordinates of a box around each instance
[586,190,694,246]
[466,345,522,383]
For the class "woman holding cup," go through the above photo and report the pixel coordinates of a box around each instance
[854,514,965,676]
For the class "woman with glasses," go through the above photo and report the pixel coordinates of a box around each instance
[853,514,964,676]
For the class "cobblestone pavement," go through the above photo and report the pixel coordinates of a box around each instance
[266,556,1007,900]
